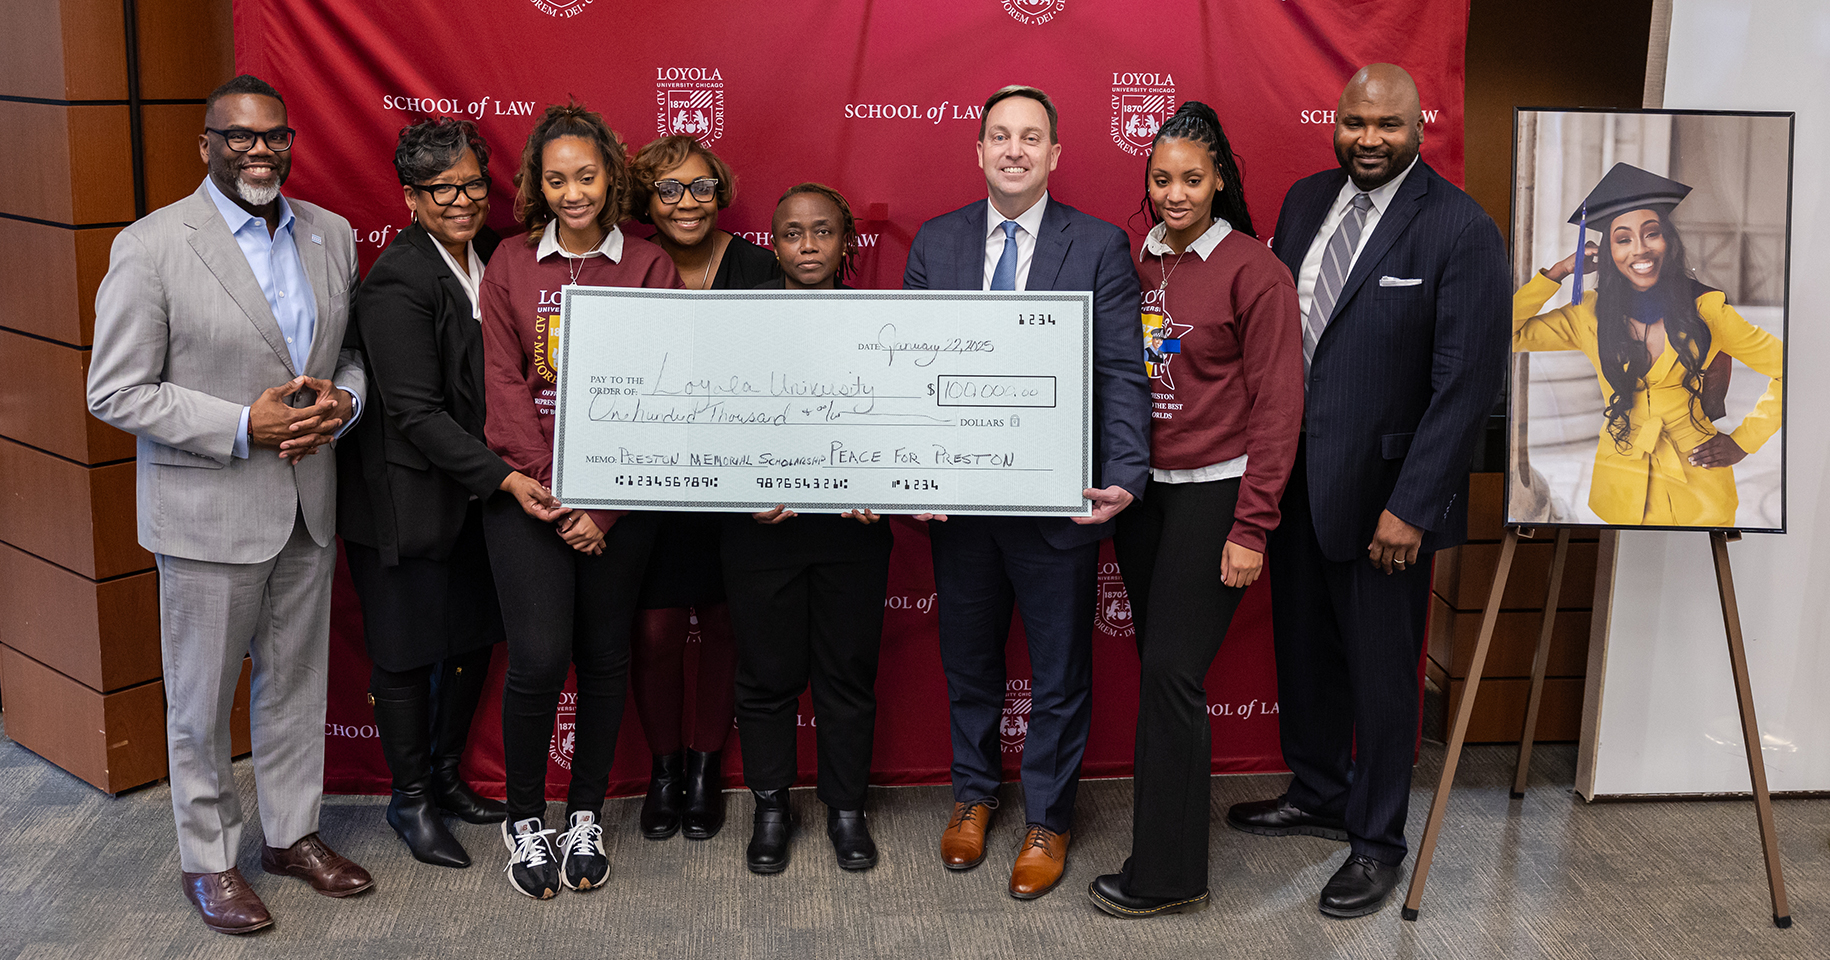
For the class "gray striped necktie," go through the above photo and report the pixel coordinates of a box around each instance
[1303,192,1373,369]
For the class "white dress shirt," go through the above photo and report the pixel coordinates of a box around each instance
[431,237,485,319]
[536,221,625,263]
[1294,156,1419,324]
[205,177,362,459]
[1140,218,1249,484]
[981,193,1049,291]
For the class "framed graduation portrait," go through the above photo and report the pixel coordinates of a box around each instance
[1506,108,1794,533]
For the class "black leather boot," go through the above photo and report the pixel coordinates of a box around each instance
[371,686,469,868]
[430,656,506,824]
[827,807,878,871]
[681,750,725,840]
[640,751,687,839]
[746,789,792,874]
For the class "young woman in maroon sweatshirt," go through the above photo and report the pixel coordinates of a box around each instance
[1087,101,1304,918]
[478,102,681,899]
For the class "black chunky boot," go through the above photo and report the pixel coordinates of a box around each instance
[681,750,725,840]
[827,807,878,871]
[745,789,792,874]
[640,751,687,839]
[430,656,507,824]
[371,686,470,868]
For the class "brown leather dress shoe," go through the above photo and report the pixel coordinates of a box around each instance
[940,799,996,870]
[1008,824,1070,899]
[181,867,273,935]
[261,833,375,898]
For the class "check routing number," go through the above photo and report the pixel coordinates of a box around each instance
[550,288,1094,515]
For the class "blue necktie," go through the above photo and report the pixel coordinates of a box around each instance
[990,220,1019,291]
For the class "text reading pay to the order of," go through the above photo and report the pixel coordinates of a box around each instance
[549,288,1093,515]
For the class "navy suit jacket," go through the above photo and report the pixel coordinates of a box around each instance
[904,198,1150,549]
[1270,160,1507,562]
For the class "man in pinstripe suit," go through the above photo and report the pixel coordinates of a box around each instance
[1224,64,1508,918]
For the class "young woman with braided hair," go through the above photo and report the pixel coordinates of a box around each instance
[1087,101,1305,918]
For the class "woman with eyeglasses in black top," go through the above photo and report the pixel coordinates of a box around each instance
[620,137,782,843]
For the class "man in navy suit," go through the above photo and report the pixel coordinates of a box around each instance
[1224,64,1507,917]
[903,85,1149,900]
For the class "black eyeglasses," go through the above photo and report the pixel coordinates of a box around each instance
[652,177,720,204]
[205,126,297,152]
[411,176,492,206]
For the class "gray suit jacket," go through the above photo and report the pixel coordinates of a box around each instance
[88,182,366,564]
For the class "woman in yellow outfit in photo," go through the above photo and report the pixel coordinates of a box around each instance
[1514,163,1782,527]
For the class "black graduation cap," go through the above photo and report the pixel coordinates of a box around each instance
[1569,163,1692,228]
[1567,163,1691,295]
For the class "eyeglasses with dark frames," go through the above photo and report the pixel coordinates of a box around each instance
[411,176,492,206]
[652,177,720,204]
[205,126,297,152]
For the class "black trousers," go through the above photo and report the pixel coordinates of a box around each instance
[1268,443,1432,865]
[344,500,505,672]
[723,516,892,810]
[484,500,658,822]
[1112,478,1248,899]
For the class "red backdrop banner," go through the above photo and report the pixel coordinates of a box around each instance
[236,0,1468,799]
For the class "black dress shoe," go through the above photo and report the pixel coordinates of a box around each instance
[1318,854,1402,918]
[826,807,878,871]
[640,751,687,840]
[1086,873,1209,918]
[746,789,791,874]
[1225,796,1348,841]
[681,750,725,840]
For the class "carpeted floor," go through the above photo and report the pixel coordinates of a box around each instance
[3,720,1825,960]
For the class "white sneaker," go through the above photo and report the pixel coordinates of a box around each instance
[559,810,610,891]
[502,817,560,900]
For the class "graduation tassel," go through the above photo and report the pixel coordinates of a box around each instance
[1571,202,1587,299]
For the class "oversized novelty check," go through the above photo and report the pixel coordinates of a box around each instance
[550,288,1093,515]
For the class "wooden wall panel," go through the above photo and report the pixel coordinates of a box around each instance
[141,103,206,213]
[0,1,70,101]
[135,0,234,100]
[56,0,131,101]
[1428,593,1591,679]
[0,645,164,793]
[0,220,122,347]
[1442,677,1587,743]
[0,328,133,463]
[1434,540,1600,610]
[0,437,150,579]
[0,102,135,226]
[0,542,160,691]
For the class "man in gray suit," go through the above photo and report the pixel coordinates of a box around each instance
[87,75,373,935]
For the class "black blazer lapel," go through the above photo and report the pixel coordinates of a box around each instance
[403,226,486,417]
[1029,201,1071,291]
[1328,163,1430,323]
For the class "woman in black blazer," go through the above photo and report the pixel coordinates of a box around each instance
[726,184,892,875]
[622,136,781,841]
[338,118,570,868]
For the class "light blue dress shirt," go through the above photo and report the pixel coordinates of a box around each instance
[203,177,360,458]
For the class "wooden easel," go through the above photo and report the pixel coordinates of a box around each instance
[1400,527,1791,928]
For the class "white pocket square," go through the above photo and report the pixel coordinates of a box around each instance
[1379,276,1422,287]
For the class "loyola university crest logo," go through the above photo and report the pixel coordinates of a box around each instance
[656,67,725,145]
[527,0,592,18]
[1003,0,1067,24]
[1000,679,1031,753]
[1110,72,1176,156]
[549,693,577,770]
[1096,561,1134,638]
